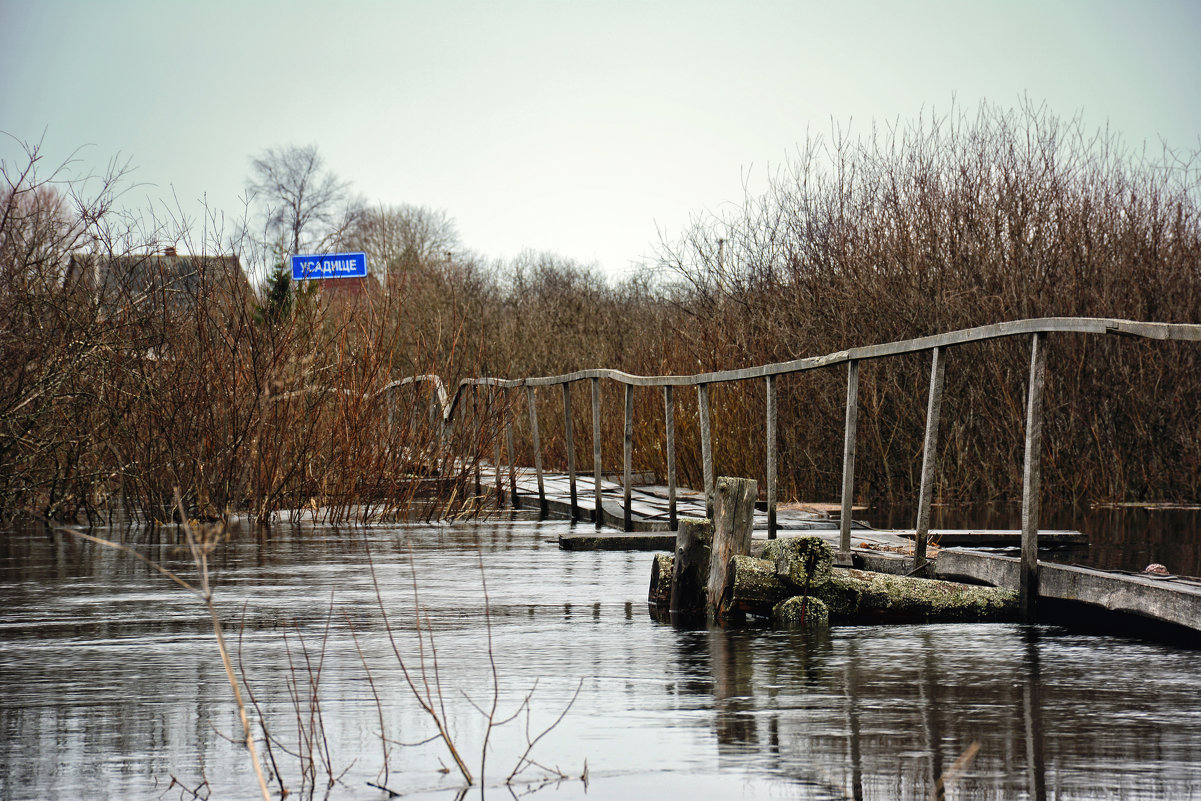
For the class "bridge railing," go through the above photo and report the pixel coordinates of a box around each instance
[437,317,1201,620]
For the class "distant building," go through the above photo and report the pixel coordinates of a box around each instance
[63,247,249,314]
[308,272,383,301]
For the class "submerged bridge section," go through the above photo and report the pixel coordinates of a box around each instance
[416,317,1201,633]
[484,466,1201,637]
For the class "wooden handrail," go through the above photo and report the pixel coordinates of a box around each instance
[441,316,1201,621]
[443,317,1201,419]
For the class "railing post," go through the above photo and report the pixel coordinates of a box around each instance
[591,377,603,528]
[527,385,547,518]
[493,437,503,506]
[473,388,482,498]
[623,383,634,532]
[428,387,442,458]
[914,346,946,569]
[505,391,518,509]
[766,374,778,540]
[562,382,578,521]
[493,389,503,509]
[698,383,714,519]
[1021,333,1047,621]
[664,385,677,531]
[839,359,860,559]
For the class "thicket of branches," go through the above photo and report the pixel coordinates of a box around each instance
[487,105,1201,507]
[0,143,495,525]
[3,103,1199,526]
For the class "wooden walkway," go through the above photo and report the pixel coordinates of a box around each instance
[444,317,1201,636]
[480,468,1201,637]
[487,467,1079,555]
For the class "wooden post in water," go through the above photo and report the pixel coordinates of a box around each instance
[914,346,946,568]
[562,382,578,521]
[765,374,778,540]
[493,437,503,507]
[839,360,860,559]
[473,389,482,498]
[591,378,603,528]
[664,386,677,531]
[1020,333,1047,621]
[527,386,547,518]
[698,383,715,519]
[427,384,437,439]
[623,383,634,532]
[707,477,758,618]
[435,384,450,460]
[670,517,713,618]
[489,390,501,508]
[505,396,518,509]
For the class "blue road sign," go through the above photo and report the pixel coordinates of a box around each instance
[291,252,368,280]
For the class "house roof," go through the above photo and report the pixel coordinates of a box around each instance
[64,252,247,306]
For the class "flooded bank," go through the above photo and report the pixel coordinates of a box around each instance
[1,514,1200,799]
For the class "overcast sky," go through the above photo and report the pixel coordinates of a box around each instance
[2,0,1199,277]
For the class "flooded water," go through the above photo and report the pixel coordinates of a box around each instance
[2,514,1201,800]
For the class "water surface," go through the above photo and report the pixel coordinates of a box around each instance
[2,515,1200,800]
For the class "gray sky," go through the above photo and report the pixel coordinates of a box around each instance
[3,0,1199,277]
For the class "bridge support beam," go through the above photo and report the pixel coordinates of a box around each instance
[838,360,860,560]
[623,384,634,532]
[505,395,518,508]
[592,378,603,528]
[1021,333,1047,621]
[562,382,577,521]
[527,386,547,518]
[914,346,946,568]
[766,375,778,540]
[698,383,714,519]
[664,386,677,531]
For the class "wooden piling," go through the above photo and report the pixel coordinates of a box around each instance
[591,377,603,528]
[493,429,502,509]
[664,385,677,531]
[914,346,946,568]
[765,374,778,540]
[1020,333,1047,621]
[838,360,860,558]
[698,383,715,519]
[670,517,713,617]
[490,389,501,508]
[505,398,518,508]
[473,391,482,498]
[707,477,758,618]
[623,383,634,532]
[562,382,578,521]
[428,389,439,449]
[527,385,547,518]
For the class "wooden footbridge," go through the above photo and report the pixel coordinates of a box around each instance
[406,318,1201,635]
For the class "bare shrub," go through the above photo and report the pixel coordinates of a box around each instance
[653,102,1201,504]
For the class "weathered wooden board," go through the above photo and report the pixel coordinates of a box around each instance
[935,549,1201,633]
[897,529,1087,546]
[447,318,1201,413]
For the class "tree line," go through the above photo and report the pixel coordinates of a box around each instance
[2,101,1198,526]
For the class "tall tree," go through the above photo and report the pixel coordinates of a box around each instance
[246,144,358,257]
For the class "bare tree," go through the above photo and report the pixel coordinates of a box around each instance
[343,203,459,282]
[246,144,360,258]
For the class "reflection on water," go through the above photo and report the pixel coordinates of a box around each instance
[2,516,1201,800]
